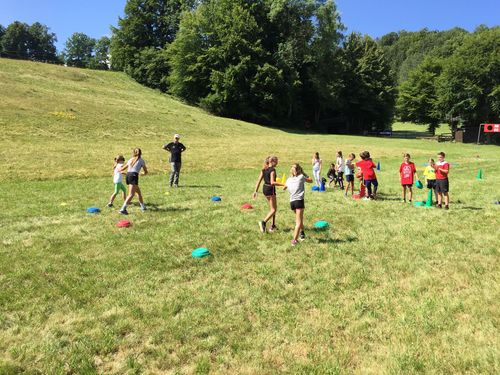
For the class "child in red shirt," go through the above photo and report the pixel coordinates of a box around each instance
[434,151,450,209]
[356,150,378,199]
[399,153,419,203]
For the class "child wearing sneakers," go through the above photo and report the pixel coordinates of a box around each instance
[434,152,450,209]
[356,151,378,199]
[107,155,127,207]
[119,148,148,215]
[399,153,419,203]
[284,163,313,246]
[344,153,355,196]
[423,158,438,204]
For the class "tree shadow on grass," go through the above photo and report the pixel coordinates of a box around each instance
[460,206,483,211]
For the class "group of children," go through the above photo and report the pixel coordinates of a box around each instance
[400,151,450,209]
[324,151,378,198]
[105,148,450,245]
[253,150,451,246]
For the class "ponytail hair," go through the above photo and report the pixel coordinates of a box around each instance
[131,148,142,167]
[263,156,270,169]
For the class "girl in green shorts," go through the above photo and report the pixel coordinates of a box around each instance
[107,155,127,207]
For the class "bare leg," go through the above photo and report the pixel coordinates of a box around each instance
[293,209,304,241]
[408,187,413,201]
[444,192,449,206]
[264,196,277,224]
[109,192,118,204]
[124,185,137,205]
[135,186,144,204]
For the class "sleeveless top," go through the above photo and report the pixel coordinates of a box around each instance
[262,167,275,185]
[313,159,321,171]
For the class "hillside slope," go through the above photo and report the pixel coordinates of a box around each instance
[1,58,498,183]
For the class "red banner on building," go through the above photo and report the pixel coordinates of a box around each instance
[483,124,500,133]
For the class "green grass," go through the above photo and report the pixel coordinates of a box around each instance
[392,122,450,135]
[1,58,499,374]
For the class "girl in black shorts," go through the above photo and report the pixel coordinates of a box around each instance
[119,148,148,215]
[252,156,284,233]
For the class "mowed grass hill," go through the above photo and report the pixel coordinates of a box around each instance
[1,58,499,374]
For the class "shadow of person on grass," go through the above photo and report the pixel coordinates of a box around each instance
[178,185,223,189]
[317,235,357,244]
[141,203,191,212]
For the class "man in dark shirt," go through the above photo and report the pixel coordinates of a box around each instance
[163,134,186,187]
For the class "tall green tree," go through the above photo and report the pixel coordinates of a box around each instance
[28,22,58,62]
[306,0,344,124]
[340,33,395,133]
[0,24,4,57]
[437,27,500,129]
[64,32,96,68]
[110,0,196,90]
[379,28,468,84]
[1,21,30,59]
[169,0,265,120]
[90,36,111,70]
[396,57,443,134]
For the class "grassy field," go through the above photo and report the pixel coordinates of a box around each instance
[1,58,499,374]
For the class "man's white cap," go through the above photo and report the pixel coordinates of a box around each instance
[174,133,181,139]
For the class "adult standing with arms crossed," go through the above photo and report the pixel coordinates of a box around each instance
[163,134,186,187]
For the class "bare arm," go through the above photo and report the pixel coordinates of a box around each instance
[252,171,264,199]
[270,170,284,186]
[142,165,148,175]
[120,163,129,173]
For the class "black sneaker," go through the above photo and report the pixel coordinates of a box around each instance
[107,203,113,208]
[258,221,266,233]
[445,205,449,210]
[119,209,129,215]
[437,204,442,209]
[299,231,305,241]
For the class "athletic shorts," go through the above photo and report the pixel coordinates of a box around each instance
[402,184,413,188]
[364,179,378,188]
[263,184,276,197]
[426,179,436,189]
[346,174,354,182]
[126,172,139,185]
[290,200,305,211]
[114,182,127,194]
[435,178,449,193]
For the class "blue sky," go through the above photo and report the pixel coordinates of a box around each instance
[0,0,498,52]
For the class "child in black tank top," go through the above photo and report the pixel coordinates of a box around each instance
[252,156,284,233]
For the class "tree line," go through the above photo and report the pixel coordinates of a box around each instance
[1,1,498,134]
[0,21,110,69]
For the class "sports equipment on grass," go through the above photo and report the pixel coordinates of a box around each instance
[376,161,380,171]
[116,220,132,228]
[414,201,425,207]
[314,220,329,229]
[86,207,100,213]
[425,189,433,207]
[192,247,211,258]
[211,196,221,202]
[241,203,253,209]
[311,186,319,191]
[352,194,361,199]
[416,180,423,189]
[477,169,483,180]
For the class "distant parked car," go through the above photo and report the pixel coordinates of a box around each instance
[379,129,392,136]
